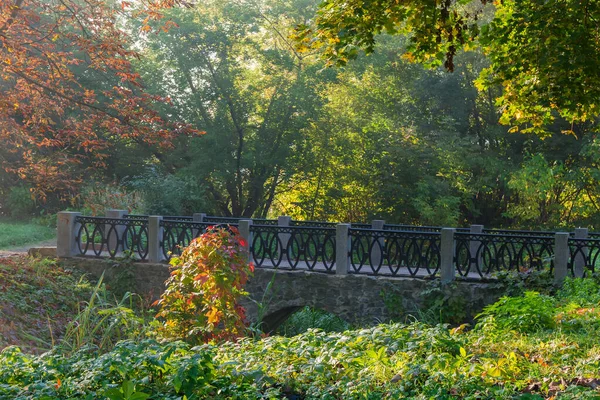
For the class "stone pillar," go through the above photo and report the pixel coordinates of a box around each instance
[57,211,81,258]
[105,209,127,254]
[370,220,385,269]
[440,228,456,284]
[238,219,253,262]
[573,228,588,278]
[554,232,570,285]
[336,224,351,275]
[278,216,292,256]
[148,216,163,263]
[192,213,206,238]
[469,224,484,273]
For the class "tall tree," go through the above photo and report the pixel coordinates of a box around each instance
[0,0,192,201]
[136,0,326,217]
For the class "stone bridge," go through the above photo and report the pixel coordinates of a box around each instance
[60,257,503,332]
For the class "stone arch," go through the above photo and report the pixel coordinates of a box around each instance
[260,306,304,333]
[260,304,351,334]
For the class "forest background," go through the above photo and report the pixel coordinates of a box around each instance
[2,0,600,231]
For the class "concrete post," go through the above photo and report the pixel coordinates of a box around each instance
[192,213,206,238]
[193,213,206,222]
[57,211,81,258]
[370,220,385,269]
[105,209,127,254]
[554,232,570,285]
[440,228,456,284]
[277,216,292,256]
[336,224,351,275]
[469,224,484,272]
[238,219,253,262]
[573,228,588,278]
[148,216,163,263]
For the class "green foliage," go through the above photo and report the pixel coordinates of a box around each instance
[557,277,600,307]
[276,307,349,336]
[0,257,94,353]
[300,0,600,133]
[476,291,556,333]
[126,169,207,216]
[78,182,145,216]
[59,274,149,356]
[419,281,468,325]
[2,187,36,218]
[5,312,600,399]
[493,269,555,298]
[154,227,253,344]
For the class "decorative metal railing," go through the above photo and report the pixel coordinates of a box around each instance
[124,214,194,222]
[454,232,555,278]
[160,220,217,261]
[68,212,600,283]
[568,238,600,276]
[74,216,149,260]
[348,228,441,277]
[383,224,470,233]
[482,228,556,237]
[350,223,372,229]
[249,225,336,273]
[203,216,241,224]
[253,218,278,225]
[290,220,338,228]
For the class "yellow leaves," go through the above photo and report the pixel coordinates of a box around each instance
[206,307,221,324]
[52,34,60,42]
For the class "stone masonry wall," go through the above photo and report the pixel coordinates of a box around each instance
[59,257,506,331]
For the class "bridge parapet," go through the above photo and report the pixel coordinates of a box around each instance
[57,211,600,284]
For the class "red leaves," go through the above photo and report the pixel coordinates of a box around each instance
[0,0,196,202]
[155,226,254,345]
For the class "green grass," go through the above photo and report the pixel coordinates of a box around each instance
[0,219,55,249]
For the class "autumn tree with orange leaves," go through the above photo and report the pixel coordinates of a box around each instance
[0,0,194,203]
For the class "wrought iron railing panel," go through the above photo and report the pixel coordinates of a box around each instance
[568,238,600,276]
[291,220,338,228]
[160,220,217,261]
[249,225,336,273]
[454,233,554,278]
[348,229,441,277]
[253,218,278,226]
[350,223,372,229]
[124,214,194,222]
[482,228,555,237]
[75,216,149,260]
[203,216,241,224]
[383,224,442,232]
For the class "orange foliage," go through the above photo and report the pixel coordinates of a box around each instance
[0,0,197,201]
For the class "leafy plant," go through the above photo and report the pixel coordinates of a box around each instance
[276,307,350,337]
[418,281,468,325]
[78,182,145,216]
[154,226,254,344]
[476,291,556,333]
[557,277,600,306]
[59,274,148,355]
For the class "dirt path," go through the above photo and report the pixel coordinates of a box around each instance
[0,238,56,258]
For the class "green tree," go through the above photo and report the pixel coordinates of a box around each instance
[135,0,326,217]
[298,0,600,134]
